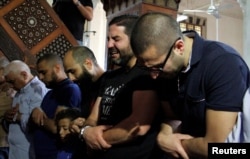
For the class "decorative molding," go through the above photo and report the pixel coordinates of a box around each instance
[0,0,78,73]
[101,0,181,16]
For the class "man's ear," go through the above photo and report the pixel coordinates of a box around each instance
[53,63,61,73]
[84,59,92,70]
[174,39,185,55]
[20,71,28,80]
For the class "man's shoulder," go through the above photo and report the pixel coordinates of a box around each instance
[80,0,93,7]
[62,81,80,91]
[56,78,81,92]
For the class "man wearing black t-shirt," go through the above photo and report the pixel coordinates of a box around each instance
[53,0,93,45]
[71,15,164,159]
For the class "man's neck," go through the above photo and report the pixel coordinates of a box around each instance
[92,66,104,82]
[183,36,193,69]
[126,56,137,69]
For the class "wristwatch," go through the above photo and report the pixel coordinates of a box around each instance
[79,125,91,141]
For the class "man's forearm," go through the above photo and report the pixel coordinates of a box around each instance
[43,118,57,134]
[103,125,140,145]
[84,118,97,127]
[103,128,131,145]
[182,137,208,158]
[160,122,176,135]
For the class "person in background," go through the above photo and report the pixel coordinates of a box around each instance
[71,14,163,159]
[63,46,105,118]
[53,0,93,45]
[0,57,13,159]
[55,108,86,159]
[3,60,48,159]
[31,53,82,159]
[130,12,250,159]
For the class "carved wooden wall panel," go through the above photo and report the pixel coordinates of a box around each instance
[101,0,180,25]
[101,0,180,16]
[0,0,78,71]
[141,2,177,16]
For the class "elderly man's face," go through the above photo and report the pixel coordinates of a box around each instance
[5,71,25,91]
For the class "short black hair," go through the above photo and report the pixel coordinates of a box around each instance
[36,53,63,66]
[55,108,81,125]
[69,46,98,66]
[109,14,139,38]
[131,12,183,56]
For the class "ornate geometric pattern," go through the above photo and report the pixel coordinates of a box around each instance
[4,0,58,49]
[0,25,24,61]
[0,0,11,9]
[36,34,73,59]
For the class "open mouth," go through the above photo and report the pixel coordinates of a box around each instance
[110,52,118,56]
[109,48,119,57]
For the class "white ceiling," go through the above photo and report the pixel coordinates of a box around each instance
[178,0,243,19]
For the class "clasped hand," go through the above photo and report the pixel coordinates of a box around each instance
[4,103,19,122]
[70,118,111,150]
[157,132,193,159]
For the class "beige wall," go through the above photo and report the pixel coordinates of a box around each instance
[205,13,243,54]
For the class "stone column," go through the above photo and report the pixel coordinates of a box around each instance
[238,0,250,67]
[88,0,107,70]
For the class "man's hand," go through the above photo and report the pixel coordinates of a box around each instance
[31,107,47,126]
[4,103,19,122]
[84,125,112,150]
[4,108,16,122]
[157,132,193,159]
[70,117,86,134]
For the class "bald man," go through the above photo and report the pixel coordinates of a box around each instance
[63,46,105,118]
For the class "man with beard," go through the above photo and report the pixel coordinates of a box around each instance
[31,53,82,159]
[70,14,163,159]
[63,46,105,118]
[130,12,250,158]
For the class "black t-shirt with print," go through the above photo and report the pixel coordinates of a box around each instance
[93,66,164,159]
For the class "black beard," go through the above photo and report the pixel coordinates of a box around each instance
[76,71,93,94]
[46,72,59,89]
[46,81,58,89]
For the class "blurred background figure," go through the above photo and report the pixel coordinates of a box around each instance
[52,0,93,45]
[0,57,13,159]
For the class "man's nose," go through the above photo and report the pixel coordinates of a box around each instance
[107,40,114,48]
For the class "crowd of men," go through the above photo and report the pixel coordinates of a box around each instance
[0,3,249,159]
